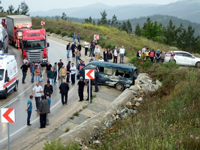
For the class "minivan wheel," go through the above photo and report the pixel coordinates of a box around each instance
[196,62,200,68]
[14,82,18,91]
[116,83,125,91]
[4,90,8,99]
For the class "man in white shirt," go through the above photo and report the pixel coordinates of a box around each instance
[94,45,100,61]
[70,63,76,84]
[98,56,104,61]
[142,46,147,54]
[112,46,119,63]
[119,46,125,64]
[84,41,90,56]
[32,82,43,111]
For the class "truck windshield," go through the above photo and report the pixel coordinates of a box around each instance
[23,40,45,50]
[0,69,4,81]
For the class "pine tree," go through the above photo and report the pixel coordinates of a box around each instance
[61,12,67,21]
[19,1,29,15]
[111,15,118,27]
[126,20,132,34]
[121,21,128,32]
[14,5,20,14]
[135,23,141,36]
[100,10,107,25]
[92,20,96,25]
[7,5,15,14]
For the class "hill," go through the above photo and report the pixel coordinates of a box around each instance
[30,0,200,24]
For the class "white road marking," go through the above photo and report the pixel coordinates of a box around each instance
[0,82,78,143]
[0,70,45,109]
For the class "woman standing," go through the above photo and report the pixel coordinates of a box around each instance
[103,48,108,62]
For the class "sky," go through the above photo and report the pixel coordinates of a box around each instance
[1,0,181,12]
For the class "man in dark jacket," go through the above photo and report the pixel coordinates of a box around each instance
[47,67,56,86]
[107,50,113,62]
[94,69,99,92]
[59,79,70,105]
[20,62,28,84]
[78,77,85,101]
[44,80,53,98]
[66,61,71,83]
[71,42,77,57]
[77,42,81,51]
[38,95,50,128]
[30,62,36,83]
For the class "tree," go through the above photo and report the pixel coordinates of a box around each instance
[0,6,4,13]
[19,1,29,15]
[100,10,107,25]
[121,21,128,32]
[92,20,96,25]
[143,17,151,30]
[111,14,118,27]
[126,20,132,34]
[84,16,92,24]
[61,12,67,21]
[135,23,141,36]
[14,5,20,14]
[7,5,15,14]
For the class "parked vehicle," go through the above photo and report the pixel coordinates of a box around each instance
[77,61,138,91]
[0,54,19,98]
[21,29,49,65]
[0,18,6,27]
[0,24,9,53]
[6,15,32,48]
[164,51,200,67]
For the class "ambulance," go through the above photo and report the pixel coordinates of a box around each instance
[0,54,19,98]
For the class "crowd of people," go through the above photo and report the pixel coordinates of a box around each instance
[137,46,166,63]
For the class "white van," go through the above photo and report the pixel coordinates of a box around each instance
[0,24,9,53]
[0,54,19,98]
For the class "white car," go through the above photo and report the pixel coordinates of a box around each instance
[164,51,200,67]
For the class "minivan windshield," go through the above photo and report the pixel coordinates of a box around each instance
[0,69,4,81]
[23,40,45,50]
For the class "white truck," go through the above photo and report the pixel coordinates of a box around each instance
[0,54,19,98]
[0,24,9,54]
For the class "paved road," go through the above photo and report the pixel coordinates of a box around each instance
[0,37,84,147]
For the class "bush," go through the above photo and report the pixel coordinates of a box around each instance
[61,31,67,37]
[56,29,61,34]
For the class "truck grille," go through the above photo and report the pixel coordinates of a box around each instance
[27,51,43,63]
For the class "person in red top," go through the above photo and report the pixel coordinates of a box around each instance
[149,49,155,63]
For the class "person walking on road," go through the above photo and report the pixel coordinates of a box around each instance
[53,62,58,83]
[20,62,28,84]
[112,47,119,63]
[77,42,81,52]
[66,61,71,83]
[30,62,36,83]
[94,68,99,92]
[77,33,81,43]
[66,43,71,58]
[38,62,42,82]
[74,49,81,65]
[46,93,51,125]
[45,61,52,77]
[86,80,92,101]
[71,42,77,58]
[38,95,50,128]
[47,67,56,86]
[72,32,76,44]
[94,45,100,61]
[32,82,43,111]
[26,95,33,126]
[58,59,64,80]
[35,65,41,83]
[78,77,85,102]
[119,46,125,64]
[70,63,76,84]
[59,79,69,105]
[84,40,89,56]
[44,80,53,98]
[59,65,66,83]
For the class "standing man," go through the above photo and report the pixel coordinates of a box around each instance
[112,47,119,63]
[66,43,71,58]
[53,62,58,83]
[46,93,51,125]
[141,46,147,60]
[30,62,36,83]
[86,80,92,101]
[94,68,99,92]
[70,63,76,84]
[38,62,42,82]
[32,82,43,111]
[94,45,100,61]
[44,80,53,98]
[72,32,76,44]
[74,49,81,65]
[58,59,64,80]
[59,65,66,83]
[59,79,69,105]
[20,62,28,84]
[71,42,77,58]
[119,46,125,64]
[77,33,81,43]
[155,49,161,64]
[35,66,41,83]
[38,95,50,128]
[26,95,33,126]
[107,50,113,62]
[78,77,85,102]
[45,61,52,77]
[84,40,89,56]
[77,42,81,52]
[149,49,155,63]
[66,61,71,83]
[47,67,56,86]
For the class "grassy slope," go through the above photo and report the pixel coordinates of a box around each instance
[32,18,174,57]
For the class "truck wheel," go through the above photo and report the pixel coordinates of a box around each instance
[4,90,8,99]
[196,62,200,68]
[14,82,18,91]
[115,83,125,91]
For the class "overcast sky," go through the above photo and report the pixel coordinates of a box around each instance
[1,0,181,12]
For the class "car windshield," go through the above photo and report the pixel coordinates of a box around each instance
[0,69,4,81]
[23,40,45,50]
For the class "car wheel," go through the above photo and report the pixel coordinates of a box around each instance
[115,83,125,91]
[4,89,8,99]
[196,62,200,68]
[14,82,18,91]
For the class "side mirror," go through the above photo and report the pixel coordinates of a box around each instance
[47,43,50,47]
[5,77,9,82]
